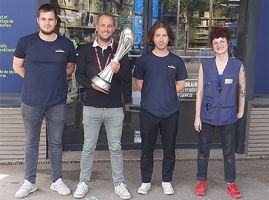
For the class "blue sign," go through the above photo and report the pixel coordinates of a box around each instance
[254,0,269,96]
[152,0,158,18]
[135,0,143,15]
[134,15,143,44]
[0,0,37,93]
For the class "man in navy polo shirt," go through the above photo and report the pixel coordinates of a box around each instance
[13,4,76,199]
[133,20,188,195]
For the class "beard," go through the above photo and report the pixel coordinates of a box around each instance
[40,28,55,35]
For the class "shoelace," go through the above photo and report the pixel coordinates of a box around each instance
[117,184,128,194]
[198,182,206,187]
[20,183,32,191]
[78,183,87,192]
[141,183,150,189]
[166,185,173,190]
[56,180,67,189]
[163,183,173,191]
[229,184,239,192]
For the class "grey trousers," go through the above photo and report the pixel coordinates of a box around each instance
[79,106,125,186]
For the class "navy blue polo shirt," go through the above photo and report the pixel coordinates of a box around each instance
[133,51,188,118]
[14,33,76,107]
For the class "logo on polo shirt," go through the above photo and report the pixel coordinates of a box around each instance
[167,65,175,69]
[55,49,65,53]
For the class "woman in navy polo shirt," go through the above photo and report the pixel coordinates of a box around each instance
[194,26,246,199]
[133,20,188,195]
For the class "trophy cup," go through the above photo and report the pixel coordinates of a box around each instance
[91,27,135,94]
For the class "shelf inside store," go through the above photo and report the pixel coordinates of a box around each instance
[58,5,98,14]
[106,12,119,17]
[193,39,208,43]
[66,25,95,29]
[196,32,209,35]
[112,0,133,7]
[199,17,230,20]
[195,26,209,28]
[190,38,209,46]
[193,37,208,40]
[59,5,81,12]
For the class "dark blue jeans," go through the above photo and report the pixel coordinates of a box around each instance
[140,109,179,183]
[197,122,236,183]
[21,103,65,184]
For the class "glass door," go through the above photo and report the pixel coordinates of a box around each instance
[126,0,241,147]
[59,0,242,150]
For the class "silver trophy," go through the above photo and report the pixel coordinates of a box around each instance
[91,27,135,94]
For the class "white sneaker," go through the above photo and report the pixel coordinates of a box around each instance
[115,183,131,199]
[162,182,174,195]
[50,178,71,196]
[137,183,151,194]
[73,182,88,199]
[15,180,38,199]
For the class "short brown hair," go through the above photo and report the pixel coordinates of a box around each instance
[148,20,174,46]
[209,25,231,44]
[37,4,58,19]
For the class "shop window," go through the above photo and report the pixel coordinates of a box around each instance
[54,0,241,150]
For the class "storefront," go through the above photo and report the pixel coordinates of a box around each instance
[58,0,243,150]
[0,0,268,158]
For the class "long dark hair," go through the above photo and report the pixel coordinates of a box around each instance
[147,20,174,46]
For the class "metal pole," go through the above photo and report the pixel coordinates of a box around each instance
[175,0,181,47]
[161,2,164,20]
[209,0,213,29]
[144,0,153,52]
[208,0,213,46]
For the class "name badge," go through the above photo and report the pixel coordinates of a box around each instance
[55,49,65,53]
[225,79,233,84]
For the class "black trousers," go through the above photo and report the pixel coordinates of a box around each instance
[197,122,236,183]
[140,109,179,183]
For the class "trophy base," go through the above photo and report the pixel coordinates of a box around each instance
[91,75,111,94]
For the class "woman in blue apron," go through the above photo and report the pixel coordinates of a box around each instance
[194,26,246,199]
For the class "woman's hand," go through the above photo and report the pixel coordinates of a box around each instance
[194,117,202,133]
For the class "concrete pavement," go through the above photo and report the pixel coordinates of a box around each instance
[0,150,269,200]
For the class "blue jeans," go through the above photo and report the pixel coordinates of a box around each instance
[197,122,236,183]
[80,106,125,186]
[21,103,65,184]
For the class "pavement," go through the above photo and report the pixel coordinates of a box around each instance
[0,149,269,200]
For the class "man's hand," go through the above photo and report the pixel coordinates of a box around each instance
[237,112,244,119]
[91,83,104,92]
[110,61,120,73]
